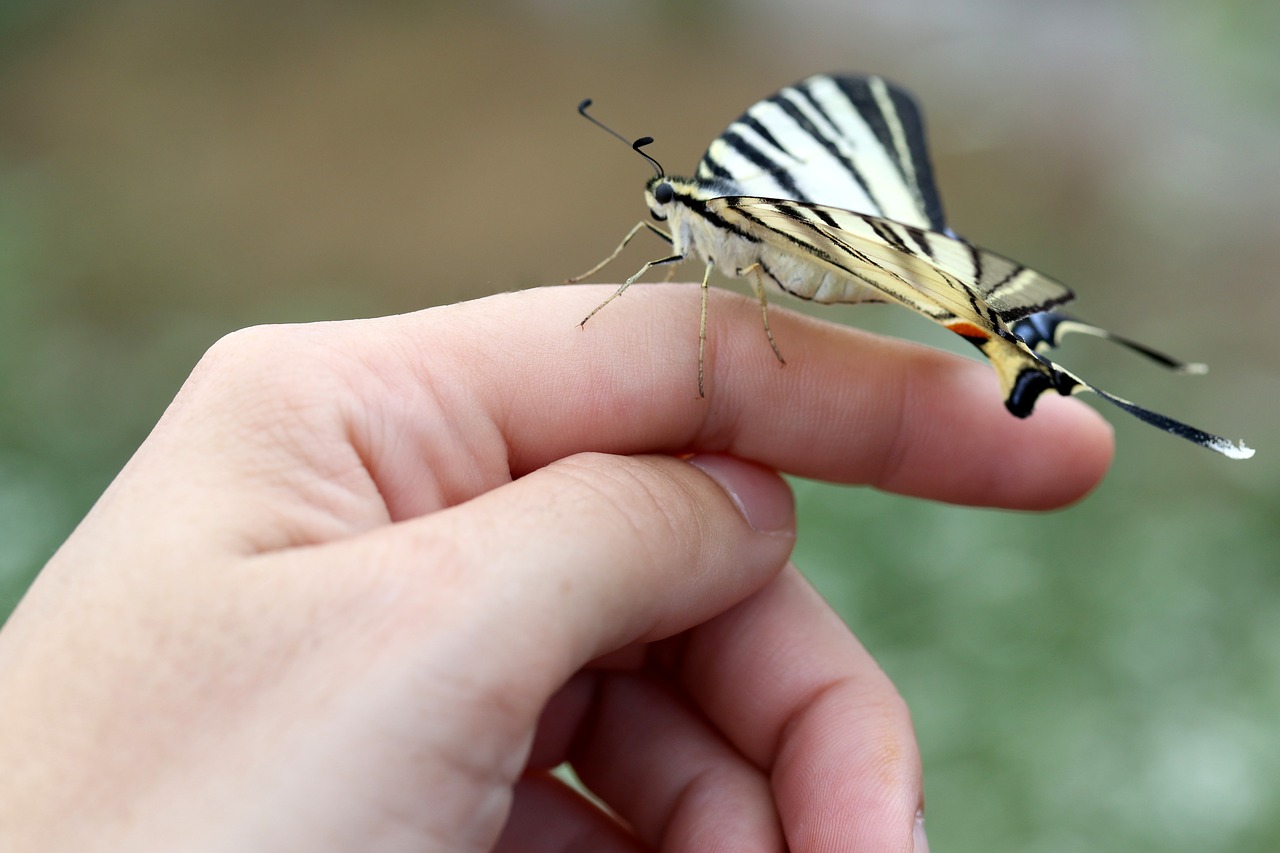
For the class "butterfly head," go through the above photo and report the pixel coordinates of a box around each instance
[644,174,724,224]
[644,176,677,222]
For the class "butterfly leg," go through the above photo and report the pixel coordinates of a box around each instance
[698,261,713,398]
[739,262,786,366]
[566,221,673,283]
[579,252,684,327]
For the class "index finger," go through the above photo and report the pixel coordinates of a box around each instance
[354,284,1111,511]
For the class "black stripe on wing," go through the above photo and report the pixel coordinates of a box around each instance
[718,129,812,203]
[827,75,947,232]
[718,197,1074,324]
[783,84,885,214]
[695,74,947,231]
[698,87,871,206]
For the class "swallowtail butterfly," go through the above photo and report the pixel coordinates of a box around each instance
[570,73,1253,460]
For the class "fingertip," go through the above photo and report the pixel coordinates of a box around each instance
[865,357,1116,510]
[1026,394,1115,507]
[686,455,795,536]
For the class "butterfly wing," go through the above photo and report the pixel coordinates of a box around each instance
[697,74,946,230]
[714,196,1066,409]
[711,196,1253,459]
[698,74,1215,371]
[715,198,1072,323]
[1011,312,1208,374]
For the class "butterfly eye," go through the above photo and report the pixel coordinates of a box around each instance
[653,182,674,204]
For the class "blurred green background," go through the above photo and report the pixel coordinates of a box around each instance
[1,0,1276,849]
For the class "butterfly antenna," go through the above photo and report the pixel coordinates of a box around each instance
[577,99,665,178]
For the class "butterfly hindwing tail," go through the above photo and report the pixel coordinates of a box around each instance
[976,330,1254,458]
[1011,311,1208,374]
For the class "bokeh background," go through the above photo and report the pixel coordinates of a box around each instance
[1,1,1276,849]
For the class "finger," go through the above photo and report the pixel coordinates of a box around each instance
[283,452,796,808]
[675,565,925,853]
[347,285,1113,512]
[314,451,794,670]
[119,285,1109,554]
[561,673,786,852]
[494,771,644,853]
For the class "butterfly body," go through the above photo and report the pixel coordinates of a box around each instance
[647,177,882,306]
[573,74,1254,459]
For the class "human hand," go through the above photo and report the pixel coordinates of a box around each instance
[0,285,1112,851]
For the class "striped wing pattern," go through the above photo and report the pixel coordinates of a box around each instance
[711,196,1253,458]
[713,196,1072,416]
[694,74,1250,458]
[573,72,1253,458]
[716,198,1074,323]
[696,74,946,230]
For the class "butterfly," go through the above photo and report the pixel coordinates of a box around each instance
[569,73,1253,460]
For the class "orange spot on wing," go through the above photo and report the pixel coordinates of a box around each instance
[947,322,990,341]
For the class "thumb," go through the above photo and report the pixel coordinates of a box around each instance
[318,452,797,697]
[228,452,796,849]
[304,455,793,706]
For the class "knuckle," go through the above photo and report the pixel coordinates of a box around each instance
[196,324,309,387]
[552,454,709,558]
[171,323,357,451]
[186,324,334,411]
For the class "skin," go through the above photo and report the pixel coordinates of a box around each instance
[0,285,1112,852]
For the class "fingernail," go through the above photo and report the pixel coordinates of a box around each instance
[914,810,930,853]
[687,454,794,534]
